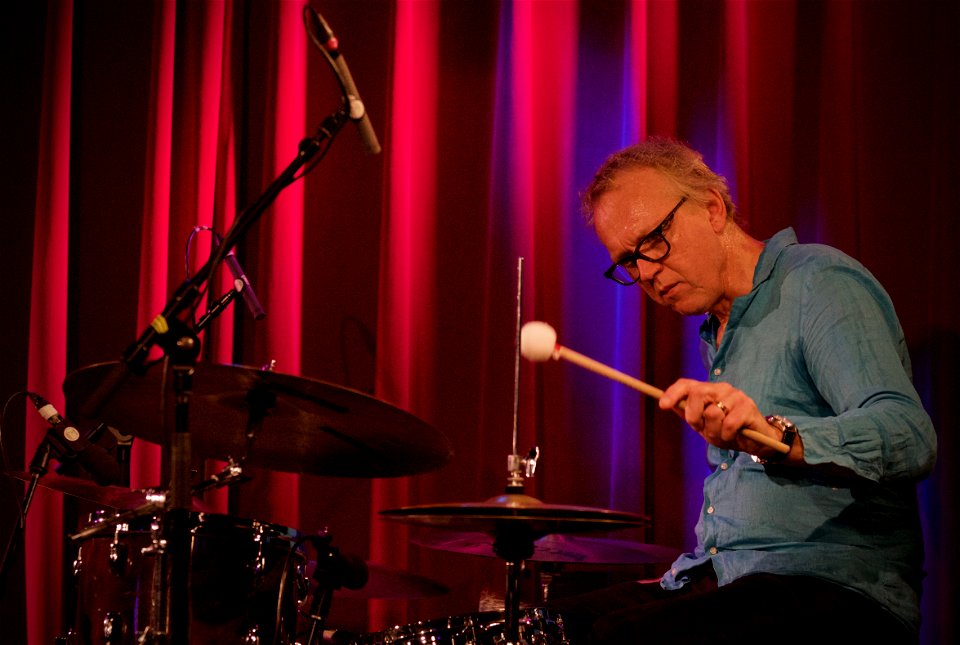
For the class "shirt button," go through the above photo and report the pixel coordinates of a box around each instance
[707,506,715,514]
[713,368,722,376]
[720,463,729,471]
[709,547,718,555]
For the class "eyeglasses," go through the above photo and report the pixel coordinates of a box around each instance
[603,196,687,286]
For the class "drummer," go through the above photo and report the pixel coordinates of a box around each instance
[552,138,936,643]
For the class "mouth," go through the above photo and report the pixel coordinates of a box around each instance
[658,283,678,299]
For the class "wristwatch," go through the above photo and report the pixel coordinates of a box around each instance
[755,415,797,464]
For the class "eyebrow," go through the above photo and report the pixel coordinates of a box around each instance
[617,218,665,263]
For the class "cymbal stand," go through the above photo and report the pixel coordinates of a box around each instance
[157,318,201,645]
[302,532,369,645]
[0,440,51,584]
[493,523,537,644]
[499,257,542,642]
[65,106,351,643]
[506,258,539,492]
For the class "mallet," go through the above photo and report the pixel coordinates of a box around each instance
[520,321,789,454]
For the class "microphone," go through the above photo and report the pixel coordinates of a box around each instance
[224,248,265,320]
[302,6,382,155]
[28,393,121,486]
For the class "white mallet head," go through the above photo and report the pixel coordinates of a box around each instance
[520,321,558,362]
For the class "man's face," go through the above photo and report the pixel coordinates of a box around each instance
[592,167,727,317]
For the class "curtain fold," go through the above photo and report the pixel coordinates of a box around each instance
[369,0,439,629]
[24,1,74,639]
[2,1,956,644]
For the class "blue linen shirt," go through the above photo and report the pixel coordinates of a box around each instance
[659,228,937,633]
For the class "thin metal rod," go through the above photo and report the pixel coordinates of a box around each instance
[512,257,524,457]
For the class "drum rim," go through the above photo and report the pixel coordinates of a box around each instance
[80,509,300,538]
[357,607,564,641]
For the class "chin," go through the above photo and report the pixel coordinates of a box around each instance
[669,299,709,317]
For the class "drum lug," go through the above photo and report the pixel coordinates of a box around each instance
[55,628,76,645]
[462,614,481,644]
[243,625,261,644]
[140,538,166,557]
[108,541,128,575]
[72,550,83,578]
[102,611,124,644]
[252,522,267,578]
[556,613,570,645]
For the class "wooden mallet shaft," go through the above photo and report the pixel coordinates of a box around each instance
[550,344,790,455]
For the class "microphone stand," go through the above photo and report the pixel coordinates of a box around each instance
[0,440,51,585]
[69,108,351,645]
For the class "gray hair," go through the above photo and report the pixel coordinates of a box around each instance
[581,137,737,224]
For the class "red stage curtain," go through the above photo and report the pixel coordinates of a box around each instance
[1,1,956,643]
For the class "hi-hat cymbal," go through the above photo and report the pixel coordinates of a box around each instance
[7,471,210,512]
[412,531,679,565]
[62,361,452,478]
[380,494,650,537]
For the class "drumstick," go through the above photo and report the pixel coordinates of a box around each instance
[520,321,789,454]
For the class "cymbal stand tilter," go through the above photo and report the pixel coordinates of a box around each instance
[189,457,250,497]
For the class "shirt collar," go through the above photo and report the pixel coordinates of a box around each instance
[752,227,799,288]
[699,227,799,347]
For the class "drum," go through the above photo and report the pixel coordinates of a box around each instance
[71,511,305,645]
[350,608,568,644]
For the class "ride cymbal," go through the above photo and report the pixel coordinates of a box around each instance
[62,361,452,478]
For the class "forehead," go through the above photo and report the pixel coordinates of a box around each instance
[593,167,676,232]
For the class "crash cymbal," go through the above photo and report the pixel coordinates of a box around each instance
[412,531,678,565]
[379,494,650,537]
[7,471,211,512]
[62,361,452,478]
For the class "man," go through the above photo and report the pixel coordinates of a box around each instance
[557,138,937,643]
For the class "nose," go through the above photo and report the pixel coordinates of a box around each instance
[635,257,661,283]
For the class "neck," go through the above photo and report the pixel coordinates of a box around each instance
[710,226,765,328]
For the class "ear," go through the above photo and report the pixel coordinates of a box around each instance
[704,188,728,234]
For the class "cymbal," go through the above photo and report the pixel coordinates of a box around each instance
[332,562,450,600]
[7,471,210,512]
[412,531,679,565]
[62,361,452,478]
[379,494,650,537]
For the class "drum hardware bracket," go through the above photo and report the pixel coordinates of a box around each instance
[506,445,540,491]
[191,458,249,497]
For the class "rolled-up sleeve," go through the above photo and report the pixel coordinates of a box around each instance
[794,263,936,481]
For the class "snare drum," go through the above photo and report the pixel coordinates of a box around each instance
[351,607,568,644]
[71,511,305,645]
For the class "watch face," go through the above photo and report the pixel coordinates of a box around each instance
[763,415,797,454]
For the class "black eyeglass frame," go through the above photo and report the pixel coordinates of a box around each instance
[602,196,688,286]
